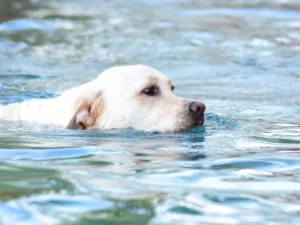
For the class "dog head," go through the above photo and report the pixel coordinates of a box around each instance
[67,65,205,132]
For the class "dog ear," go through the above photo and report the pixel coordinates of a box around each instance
[66,93,103,130]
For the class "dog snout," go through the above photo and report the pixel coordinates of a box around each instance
[188,101,206,126]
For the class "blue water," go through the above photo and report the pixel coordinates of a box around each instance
[0,0,300,224]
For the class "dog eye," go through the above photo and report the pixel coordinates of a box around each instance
[142,86,158,96]
[171,85,175,91]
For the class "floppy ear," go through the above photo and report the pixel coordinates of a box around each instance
[66,93,103,130]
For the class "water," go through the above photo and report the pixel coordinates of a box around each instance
[0,0,300,224]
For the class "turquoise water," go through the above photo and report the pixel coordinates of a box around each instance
[0,0,300,224]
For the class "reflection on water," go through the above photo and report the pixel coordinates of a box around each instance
[0,0,300,224]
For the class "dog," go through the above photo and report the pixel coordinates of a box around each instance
[0,65,205,132]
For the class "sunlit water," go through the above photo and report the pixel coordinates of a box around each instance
[0,0,300,224]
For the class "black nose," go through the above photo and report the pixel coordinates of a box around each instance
[189,101,206,114]
[188,101,206,126]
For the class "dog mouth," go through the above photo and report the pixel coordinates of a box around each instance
[194,115,205,127]
[198,118,205,126]
[177,116,205,133]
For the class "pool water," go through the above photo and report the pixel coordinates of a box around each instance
[0,0,300,224]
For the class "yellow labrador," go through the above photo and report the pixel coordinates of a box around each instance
[0,65,205,132]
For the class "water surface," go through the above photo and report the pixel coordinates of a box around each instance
[0,0,300,224]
